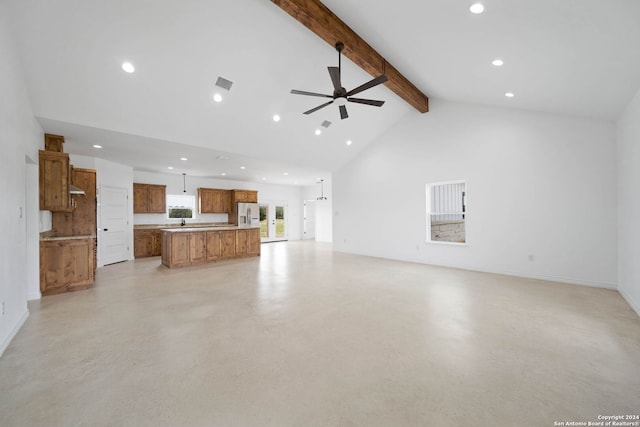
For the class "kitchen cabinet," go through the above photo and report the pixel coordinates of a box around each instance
[220,230,237,259]
[134,229,162,258]
[52,168,96,236]
[40,237,95,296]
[161,227,258,268]
[232,190,258,203]
[236,228,260,256]
[133,183,166,213]
[198,188,231,214]
[39,150,71,212]
[229,189,258,225]
[206,231,222,261]
[162,231,209,267]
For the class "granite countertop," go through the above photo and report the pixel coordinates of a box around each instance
[40,232,96,241]
[161,225,260,233]
[134,223,231,229]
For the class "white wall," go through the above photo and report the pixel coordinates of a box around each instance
[333,99,618,288]
[133,171,305,240]
[302,177,333,243]
[616,87,640,315]
[0,3,44,356]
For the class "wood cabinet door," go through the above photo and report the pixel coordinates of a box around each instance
[221,190,232,213]
[245,191,258,203]
[236,229,249,255]
[152,230,162,256]
[39,150,71,212]
[148,185,166,213]
[248,228,261,255]
[134,230,154,258]
[198,188,213,213]
[189,232,206,263]
[170,233,191,266]
[133,184,149,213]
[206,231,221,261]
[220,231,236,258]
[40,239,94,295]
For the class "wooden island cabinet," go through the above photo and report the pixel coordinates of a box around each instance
[162,227,259,268]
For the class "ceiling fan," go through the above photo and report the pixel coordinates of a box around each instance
[291,42,388,120]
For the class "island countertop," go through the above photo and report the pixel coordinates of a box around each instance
[160,225,260,233]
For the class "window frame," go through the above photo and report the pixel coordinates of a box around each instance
[166,194,196,221]
[426,180,468,246]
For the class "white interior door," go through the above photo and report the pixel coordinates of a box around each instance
[99,186,129,265]
[303,200,316,239]
[260,201,288,243]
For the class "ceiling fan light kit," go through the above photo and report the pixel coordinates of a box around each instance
[291,42,388,120]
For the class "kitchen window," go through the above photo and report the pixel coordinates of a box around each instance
[426,180,466,244]
[167,194,195,219]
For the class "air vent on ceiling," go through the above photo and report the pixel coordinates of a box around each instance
[321,120,332,128]
[215,76,234,91]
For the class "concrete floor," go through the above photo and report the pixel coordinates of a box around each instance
[1,241,639,426]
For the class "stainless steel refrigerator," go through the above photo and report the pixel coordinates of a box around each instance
[237,202,259,226]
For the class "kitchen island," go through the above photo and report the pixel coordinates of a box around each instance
[161,226,260,268]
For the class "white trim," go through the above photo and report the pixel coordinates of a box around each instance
[27,290,41,301]
[619,287,640,318]
[0,309,29,358]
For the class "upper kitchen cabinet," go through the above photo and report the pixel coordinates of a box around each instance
[198,188,231,214]
[52,168,97,236]
[133,183,167,214]
[231,190,258,203]
[39,150,71,212]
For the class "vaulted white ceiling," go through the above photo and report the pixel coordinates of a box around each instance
[7,0,640,185]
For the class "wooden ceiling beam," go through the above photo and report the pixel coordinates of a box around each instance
[271,0,429,113]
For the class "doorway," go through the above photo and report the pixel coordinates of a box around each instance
[259,201,288,242]
[99,186,129,265]
[303,200,316,240]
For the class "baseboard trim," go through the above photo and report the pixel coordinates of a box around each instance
[334,248,617,290]
[27,290,41,301]
[496,269,617,289]
[619,287,640,317]
[0,309,29,358]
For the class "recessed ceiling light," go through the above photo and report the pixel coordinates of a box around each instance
[240,166,246,170]
[92,144,102,149]
[262,177,267,181]
[121,62,135,73]
[469,3,484,14]
[273,114,281,122]
[168,166,174,170]
[221,172,227,176]
[284,172,289,176]
[492,59,504,66]
[315,129,322,136]
[180,157,188,161]
[505,92,515,98]
[346,140,352,146]
[213,93,223,103]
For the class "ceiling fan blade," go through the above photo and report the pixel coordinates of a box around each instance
[291,89,333,98]
[346,75,388,97]
[303,100,334,115]
[339,105,349,120]
[328,67,341,91]
[347,97,385,107]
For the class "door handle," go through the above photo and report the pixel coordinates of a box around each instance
[103,228,108,231]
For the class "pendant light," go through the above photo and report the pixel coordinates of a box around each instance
[317,179,327,200]
[182,173,187,193]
